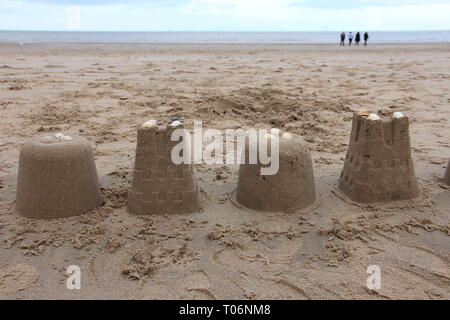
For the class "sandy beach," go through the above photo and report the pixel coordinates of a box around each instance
[0,43,449,299]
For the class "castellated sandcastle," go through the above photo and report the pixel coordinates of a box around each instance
[444,158,450,185]
[338,111,419,203]
[16,134,103,219]
[236,132,317,213]
[127,120,200,215]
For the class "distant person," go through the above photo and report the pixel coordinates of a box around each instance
[348,32,353,46]
[340,32,346,46]
[355,32,361,46]
[364,32,369,46]
[339,32,345,47]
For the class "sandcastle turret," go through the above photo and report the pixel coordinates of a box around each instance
[236,132,317,213]
[16,134,103,219]
[444,158,450,185]
[127,120,200,215]
[338,112,419,203]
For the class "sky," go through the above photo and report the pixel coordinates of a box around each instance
[0,0,449,31]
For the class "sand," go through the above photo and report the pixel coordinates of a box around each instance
[0,43,449,299]
[236,133,317,213]
[16,135,103,219]
[338,113,419,203]
[127,124,200,215]
[445,158,450,185]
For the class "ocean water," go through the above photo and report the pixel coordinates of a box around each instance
[0,31,449,44]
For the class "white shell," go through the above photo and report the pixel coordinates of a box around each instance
[142,119,157,128]
[54,133,72,141]
[282,133,293,140]
[393,112,405,119]
[170,120,182,128]
[270,128,280,136]
[367,113,381,121]
[60,135,73,141]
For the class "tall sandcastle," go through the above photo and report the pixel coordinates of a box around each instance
[127,119,200,215]
[338,111,419,203]
[236,131,317,213]
[444,158,450,185]
[16,134,103,219]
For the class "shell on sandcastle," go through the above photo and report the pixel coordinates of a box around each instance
[236,133,317,213]
[338,113,419,203]
[127,123,200,215]
[444,158,450,185]
[16,135,103,219]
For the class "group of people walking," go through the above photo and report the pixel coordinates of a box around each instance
[340,32,369,46]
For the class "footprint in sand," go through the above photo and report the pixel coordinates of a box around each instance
[0,263,39,293]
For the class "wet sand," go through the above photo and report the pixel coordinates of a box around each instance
[0,43,449,299]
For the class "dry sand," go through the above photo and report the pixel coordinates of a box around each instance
[0,43,449,300]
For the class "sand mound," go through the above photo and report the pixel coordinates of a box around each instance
[236,133,316,213]
[127,123,200,214]
[339,113,419,203]
[16,134,103,219]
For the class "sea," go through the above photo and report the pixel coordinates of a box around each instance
[0,31,449,44]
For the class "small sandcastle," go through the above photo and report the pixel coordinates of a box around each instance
[338,111,419,203]
[127,119,200,215]
[445,158,450,185]
[235,131,317,213]
[16,134,103,219]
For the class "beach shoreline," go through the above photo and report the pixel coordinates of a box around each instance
[1,30,449,45]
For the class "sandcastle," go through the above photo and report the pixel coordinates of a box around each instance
[235,132,317,213]
[444,158,450,185]
[338,112,419,203]
[16,134,103,219]
[127,120,200,214]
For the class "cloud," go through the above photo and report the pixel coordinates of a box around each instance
[0,0,449,31]
[7,0,190,7]
[17,0,450,6]
[290,0,450,9]
[181,0,298,16]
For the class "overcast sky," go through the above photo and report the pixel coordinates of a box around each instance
[0,0,449,31]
